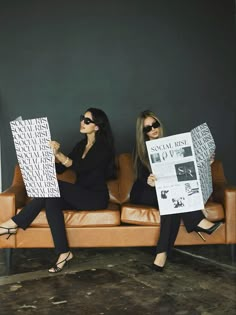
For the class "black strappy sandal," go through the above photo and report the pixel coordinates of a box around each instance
[48,252,73,273]
[0,226,17,239]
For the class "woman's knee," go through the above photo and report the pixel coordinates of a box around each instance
[45,198,62,211]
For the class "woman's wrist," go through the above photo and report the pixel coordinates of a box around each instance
[55,152,63,163]
[54,151,70,166]
[62,157,69,166]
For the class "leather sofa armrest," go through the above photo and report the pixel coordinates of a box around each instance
[0,191,18,248]
[224,186,236,220]
[0,185,27,222]
[0,164,27,221]
[224,186,236,243]
[211,182,236,222]
[0,187,24,248]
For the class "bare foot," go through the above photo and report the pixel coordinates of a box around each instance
[154,252,167,267]
[197,219,215,230]
[0,219,18,236]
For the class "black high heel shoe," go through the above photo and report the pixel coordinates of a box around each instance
[193,221,222,241]
[0,226,17,239]
[152,264,164,272]
[48,252,73,273]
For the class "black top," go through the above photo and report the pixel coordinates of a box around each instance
[130,157,159,208]
[56,137,114,192]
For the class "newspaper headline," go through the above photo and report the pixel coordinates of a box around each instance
[10,117,60,197]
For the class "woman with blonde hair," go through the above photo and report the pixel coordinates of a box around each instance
[130,110,221,271]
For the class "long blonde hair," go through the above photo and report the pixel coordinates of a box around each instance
[133,110,164,178]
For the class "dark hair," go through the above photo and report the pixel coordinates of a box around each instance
[86,107,116,179]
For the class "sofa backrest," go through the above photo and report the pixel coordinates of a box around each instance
[211,160,227,183]
[55,154,134,205]
[117,153,134,204]
[11,154,227,207]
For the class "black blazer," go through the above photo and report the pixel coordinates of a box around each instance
[56,137,114,192]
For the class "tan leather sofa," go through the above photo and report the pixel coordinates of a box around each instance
[0,153,236,250]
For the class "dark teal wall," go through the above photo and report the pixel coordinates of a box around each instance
[0,0,235,188]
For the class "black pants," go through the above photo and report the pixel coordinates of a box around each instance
[156,210,205,256]
[130,180,205,257]
[11,181,109,254]
[12,197,72,254]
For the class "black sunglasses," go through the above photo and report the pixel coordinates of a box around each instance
[80,115,95,125]
[143,120,160,133]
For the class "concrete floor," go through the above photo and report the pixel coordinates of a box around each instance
[0,245,235,315]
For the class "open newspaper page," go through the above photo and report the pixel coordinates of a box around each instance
[190,123,215,204]
[146,132,204,215]
[10,117,60,198]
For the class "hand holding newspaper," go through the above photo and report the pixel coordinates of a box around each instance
[146,123,215,215]
[10,117,60,198]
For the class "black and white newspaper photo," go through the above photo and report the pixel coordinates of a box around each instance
[10,117,60,198]
[146,123,215,215]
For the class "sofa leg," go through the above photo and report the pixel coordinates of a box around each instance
[5,248,12,275]
[230,244,236,264]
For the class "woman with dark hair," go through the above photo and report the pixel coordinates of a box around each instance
[130,110,221,271]
[0,108,116,273]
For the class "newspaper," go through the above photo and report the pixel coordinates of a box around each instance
[146,123,215,215]
[10,117,60,198]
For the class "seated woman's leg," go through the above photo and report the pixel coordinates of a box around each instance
[12,198,46,229]
[45,197,74,273]
[154,214,181,269]
[44,197,72,255]
[156,214,181,255]
[181,210,204,233]
[0,198,46,239]
[45,179,105,254]
[181,210,222,241]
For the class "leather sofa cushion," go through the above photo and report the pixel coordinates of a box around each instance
[121,203,161,225]
[16,202,121,227]
[121,201,225,226]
